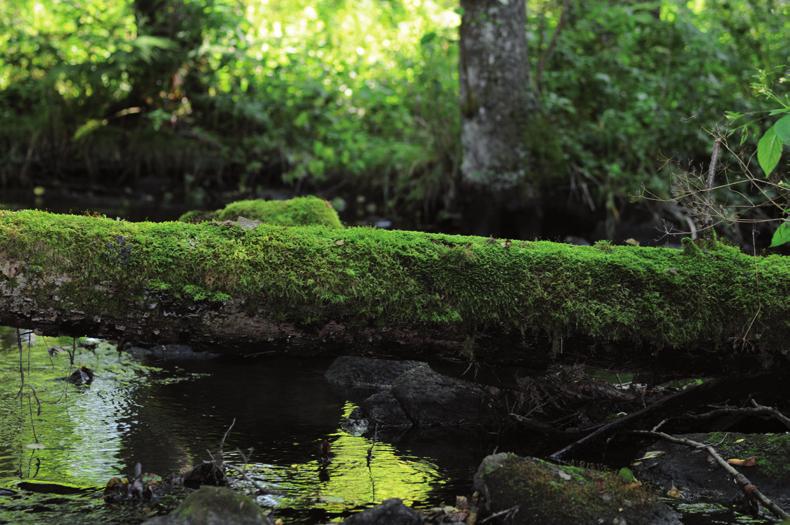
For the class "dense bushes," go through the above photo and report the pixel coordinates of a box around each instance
[0,0,786,228]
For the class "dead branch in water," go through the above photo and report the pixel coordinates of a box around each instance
[631,430,790,520]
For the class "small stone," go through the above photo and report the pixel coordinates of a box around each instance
[342,498,423,524]
[143,486,272,525]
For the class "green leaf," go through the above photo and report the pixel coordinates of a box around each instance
[618,467,637,483]
[757,127,782,176]
[770,222,790,248]
[134,35,177,50]
[73,119,107,141]
[774,115,790,144]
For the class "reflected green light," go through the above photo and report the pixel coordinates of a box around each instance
[0,330,149,487]
[239,402,444,516]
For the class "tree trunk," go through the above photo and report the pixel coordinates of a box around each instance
[0,209,787,368]
[459,0,537,237]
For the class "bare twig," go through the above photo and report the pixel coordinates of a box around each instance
[480,504,520,523]
[678,400,790,430]
[16,328,25,397]
[750,399,790,429]
[632,430,789,520]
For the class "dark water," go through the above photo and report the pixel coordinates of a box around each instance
[0,330,778,524]
[0,330,488,524]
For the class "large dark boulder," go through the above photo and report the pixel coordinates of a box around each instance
[144,486,272,525]
[359,390,413,430]
[343,498,423,524]
[474,453,680,525]
[390,366,498,427]
[325,356,427,394]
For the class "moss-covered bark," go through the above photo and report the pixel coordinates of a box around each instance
[178,196,342,228]
[0,209,787,364]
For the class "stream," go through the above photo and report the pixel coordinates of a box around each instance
[0,330,490,524]
[0,329,778,524]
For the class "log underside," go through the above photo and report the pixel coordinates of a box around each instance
[0,209,787,369]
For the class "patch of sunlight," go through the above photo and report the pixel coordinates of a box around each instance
[239,402,444,515]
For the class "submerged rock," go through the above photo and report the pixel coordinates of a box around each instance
[182,462,227,489]
[343,498,423,524]
[390,366,498,428]
[65,366,94,385]
[632,432,790,509]
[144,486,273,525]
[325,356,427,394]
[359,390,413,430]
[331,356,501,431]
[474,453,680,525]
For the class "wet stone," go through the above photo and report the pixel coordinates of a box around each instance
[360,390,413,430]
[65,366,94,385]
[182,462,227,489]
[325,356,427,394]
[143,486,273,525]
[391,366,497,428]
[342,498,424,524]
[473,453,680,525]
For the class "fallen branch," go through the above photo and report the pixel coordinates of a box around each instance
[509,412,598,440]
[549,373,790,461]
[678,400,790,430]
[750,399,790,429]
[631,430,790,521]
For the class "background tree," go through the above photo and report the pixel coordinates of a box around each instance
[458,0,537,237]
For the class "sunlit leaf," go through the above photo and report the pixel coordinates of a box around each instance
[618,467,637,483]
[727,457,757,467]
[770,222,790,248]
[757,127,782,176]
[73,119,107,141]
[774,115,790,144]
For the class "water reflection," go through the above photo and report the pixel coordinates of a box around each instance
[0,329,476,524]
[229,403,443,515]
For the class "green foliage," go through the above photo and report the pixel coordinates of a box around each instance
[733,82,789,245]
[771,221,789,248]
[530,1,788,217]
[758,126,784,177]
[0,0,786,227]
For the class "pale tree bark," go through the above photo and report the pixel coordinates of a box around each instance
[459,0,536,236]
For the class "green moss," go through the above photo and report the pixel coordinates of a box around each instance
[178,196,342,228]
[710,433,790,481]
[477,454,658,524]
[0,209,787,352]
[166,486,268,524]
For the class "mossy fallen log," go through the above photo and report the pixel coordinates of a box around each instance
[178,195,342,228]
[0,209,787,366]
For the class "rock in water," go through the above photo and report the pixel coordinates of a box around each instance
[144,486,272,525]
[359,390,413,430]
[66,366,94,385]
[325,356,427,393]
[343,498,423,524]
[473,453,680,525]
[182,462,227,489]
[391,366,497,427]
